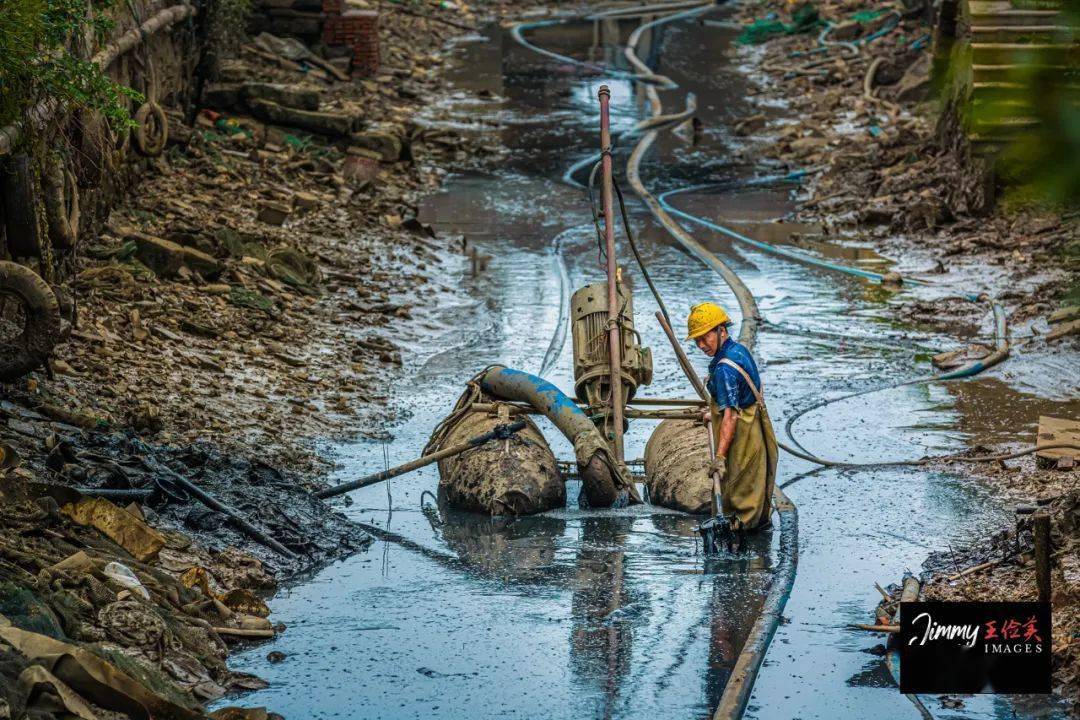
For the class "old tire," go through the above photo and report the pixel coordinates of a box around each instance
[0,154,44,258]
[133,101,168,157]
[0,261,62,382]
[42,158,79,251]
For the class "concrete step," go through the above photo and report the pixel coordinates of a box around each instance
[971,42,1077,64]
[969,10,1064,26]
[969,116,1041,132]
[1005,0,1063,9]
[970,25,1074,42]
[972,62,1069,81]
[968,0,1060,11]
[973,80,1080,93]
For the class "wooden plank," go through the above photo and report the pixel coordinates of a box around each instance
[1036,415,1080,466]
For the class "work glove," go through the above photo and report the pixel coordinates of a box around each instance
[708,456,726,479]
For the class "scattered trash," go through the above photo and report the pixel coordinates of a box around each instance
[61,497,166,563]
[102,561,151,600]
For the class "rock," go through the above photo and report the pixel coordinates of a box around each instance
[734,113,767,136]
[241,82,320,112]
[129,401,164,433]
[292,191,319,210]
[349,131,402,162]
[1046,319,1080,342]
[50,358,75,375]
[181,246,224,279]
[789,136,830,154]
[247,98,358,137]
[888,54,932,103]
[129,232,223,279]
[1048,306,1080,324]
[132,233,185,278]
[830,20,862,40]
[257,200,292,226]
[342,153,379,187]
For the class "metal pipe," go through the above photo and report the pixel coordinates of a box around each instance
[714,491,798,719]
[468,402,700,420]
[654,311,708,402]
[598,85,626,464]
[74,487,156,501]
[316,420,527,499]
[143,457,297,559]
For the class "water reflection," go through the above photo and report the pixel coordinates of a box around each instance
[436,504,567,582]
[571,516,637,719]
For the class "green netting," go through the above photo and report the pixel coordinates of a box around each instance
[850,9,886,22]
[737,3,821,45]
[0,582,66,640]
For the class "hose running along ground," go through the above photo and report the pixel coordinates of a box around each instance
[615,7,797,719]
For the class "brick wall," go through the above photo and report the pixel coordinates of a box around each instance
[321,7,379,78]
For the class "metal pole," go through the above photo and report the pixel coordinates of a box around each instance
[315,420,528,499]
[598,84,625,463]
[144,457,297,559]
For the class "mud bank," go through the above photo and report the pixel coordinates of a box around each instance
[724,0,1077,712]
[0,1,543,716]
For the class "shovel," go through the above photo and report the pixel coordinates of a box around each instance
[699,405,733,555]
[653,311,732,555]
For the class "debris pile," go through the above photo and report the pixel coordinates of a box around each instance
[919,489,1080,708]
[736,0,1078,711]
[29,7,500,474]
[730,0,1077,331]
[0,0,521,715]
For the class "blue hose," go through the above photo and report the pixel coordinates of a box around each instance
[478,365,641,507]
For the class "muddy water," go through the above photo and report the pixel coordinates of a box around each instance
[220,10,1070,720]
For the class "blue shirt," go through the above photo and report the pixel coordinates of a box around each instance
[706,338,762,410]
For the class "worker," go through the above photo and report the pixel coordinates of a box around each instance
[686,302,778,531]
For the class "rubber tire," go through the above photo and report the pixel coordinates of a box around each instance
[42,158,79,251]
[0,261,61,382]
[0,154,44,258]
[133,101,168,157]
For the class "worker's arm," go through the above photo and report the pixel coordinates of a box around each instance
[715,407,737,457]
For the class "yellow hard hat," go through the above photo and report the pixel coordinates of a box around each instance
[685,302,731,340]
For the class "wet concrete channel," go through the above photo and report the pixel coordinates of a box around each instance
[219,8,1075,719]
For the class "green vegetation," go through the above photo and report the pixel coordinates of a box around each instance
[0,0,140,130]
[979,6,1079,209]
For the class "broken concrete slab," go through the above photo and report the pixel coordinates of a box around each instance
[1036,415,1080,469]
[247,98,358,137]
[349,131,402,162]
[241,82,321,111]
